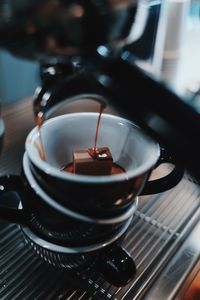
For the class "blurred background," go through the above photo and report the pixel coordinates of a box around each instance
[0,50,40,104]
[0,1,199,105]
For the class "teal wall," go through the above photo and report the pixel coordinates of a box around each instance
[0,50,40,104]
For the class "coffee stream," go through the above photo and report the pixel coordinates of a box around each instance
[88,103,105,159]
[36,112,46,161]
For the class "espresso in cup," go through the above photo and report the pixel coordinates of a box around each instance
[36,103,126,177]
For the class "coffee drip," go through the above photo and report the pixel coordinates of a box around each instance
[36,112,46,161]
[88,103,106,159]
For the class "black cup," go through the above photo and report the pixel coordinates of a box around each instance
[26,113,184,218]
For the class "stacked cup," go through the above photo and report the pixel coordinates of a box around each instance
[0,112,183,286]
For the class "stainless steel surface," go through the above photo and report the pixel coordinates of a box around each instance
[145,220,200,300]
[0,98,199,299]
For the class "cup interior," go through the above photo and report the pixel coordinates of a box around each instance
[26,113,159,181]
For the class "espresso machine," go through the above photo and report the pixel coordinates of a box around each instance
[0,1,199,299]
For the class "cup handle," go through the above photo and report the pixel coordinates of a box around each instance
[141,148,184,195]
[0,175,26,224]
[99,245,136,286]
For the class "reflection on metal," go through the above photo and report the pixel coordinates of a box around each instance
[144,218,200,300]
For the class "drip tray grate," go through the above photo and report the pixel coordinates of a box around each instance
[0,174,199,300]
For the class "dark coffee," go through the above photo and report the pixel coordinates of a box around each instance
[63,162,126,175]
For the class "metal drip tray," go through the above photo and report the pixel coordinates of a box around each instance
[0,174,199,300]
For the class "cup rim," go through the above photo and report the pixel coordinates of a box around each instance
[26,112,160,183]
[23,152,138,224]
